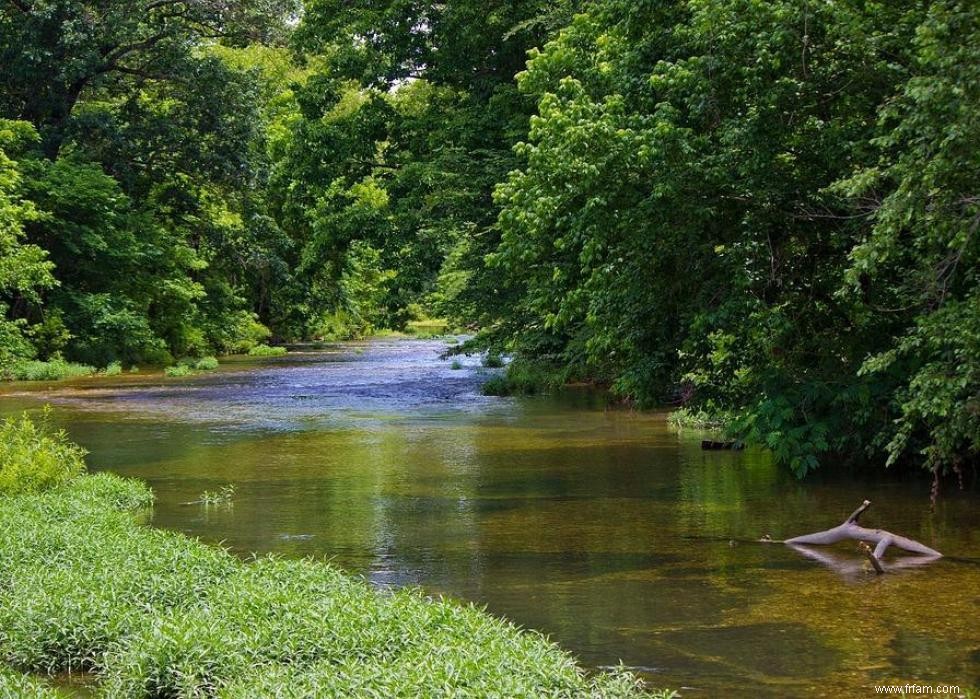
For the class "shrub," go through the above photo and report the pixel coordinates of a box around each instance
[450,360,463,370]
[193,356,219,371]
[667,408,729,431]
[481,361,562,397]
[0,410,86,494]
[101,361,123,376]
[481,375,511,396]
[211,310,271,355]
[8,359,96,381]
[482,352,505,368]
[164,365,192,378]
[248,344,287,357]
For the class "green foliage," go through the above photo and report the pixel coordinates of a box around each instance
[480,375,511,397]
[667,409,729,432]
[248,344,287,357]
[193,357,219,372]
[0,121,56,373]
[482,352,506,369]
[481,360,565,397]
[164,365,193,378]
[2,0,975,479]
[274,0,578,334]
[450,360,463,370]
[196,484,236,506]
[209,311,272,355]
[0,1,300,369]
[0,410,86,494]
[101,361,123,376]
[7,359,96,382]
[472,0,979,478]
[0,668,61,698]
[0,470,657,697]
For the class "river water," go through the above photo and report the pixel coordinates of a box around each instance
[1,339,978,697]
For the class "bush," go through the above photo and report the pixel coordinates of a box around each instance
[193,356,219,371]
[8,359,96,381]
[210,310,271,355]
[667,408,729,431]
[164,365,192,378]
[481,361,563,397]
[450,360,463,370]
[0,410,86,494]
[248,344,287,357]
[481,375,511,396]
[101,361,123,376]
[482,352,505,368]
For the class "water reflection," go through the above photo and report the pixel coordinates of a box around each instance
[1,339,977,697]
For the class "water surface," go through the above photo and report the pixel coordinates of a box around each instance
[2,339,978,697]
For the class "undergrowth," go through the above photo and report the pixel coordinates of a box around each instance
[247,344,287,357]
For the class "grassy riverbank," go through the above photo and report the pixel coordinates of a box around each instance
[0,414,666,698]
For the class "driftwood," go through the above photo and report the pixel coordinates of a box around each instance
[782,500,941,573]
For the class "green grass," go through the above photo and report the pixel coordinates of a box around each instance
[101,362,123,376]
[247,344,287,357]
[7,359,97,382]
[0,667,62,697]
[667,407,730,431]
[481,360,564,397]
[450,359,463,370]
[183,484,235,506]
[480,374,510,396]
[193,356,219,371]
[482,352,505,368]
[164,357,219,378]
[0,416,662,698]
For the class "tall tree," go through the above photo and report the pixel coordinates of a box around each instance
[0,0,297,158]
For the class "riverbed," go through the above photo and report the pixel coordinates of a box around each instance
[2,339,977,697]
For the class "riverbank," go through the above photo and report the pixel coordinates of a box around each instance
[0,421,663,697]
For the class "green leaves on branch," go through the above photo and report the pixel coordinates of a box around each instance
[478,0,980,478]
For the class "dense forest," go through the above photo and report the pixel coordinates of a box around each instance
[1,0,977,482]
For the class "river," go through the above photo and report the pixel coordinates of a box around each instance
[1,338,978,697]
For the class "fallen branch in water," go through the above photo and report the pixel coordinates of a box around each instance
[783,500,941,558]
[777,500,942,574]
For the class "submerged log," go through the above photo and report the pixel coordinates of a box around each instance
[784,500,941,570]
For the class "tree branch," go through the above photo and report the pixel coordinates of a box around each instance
[784,500,942,569]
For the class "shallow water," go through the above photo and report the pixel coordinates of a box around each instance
[2,339,978,697]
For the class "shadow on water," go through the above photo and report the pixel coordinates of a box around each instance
[2,338,978,697]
